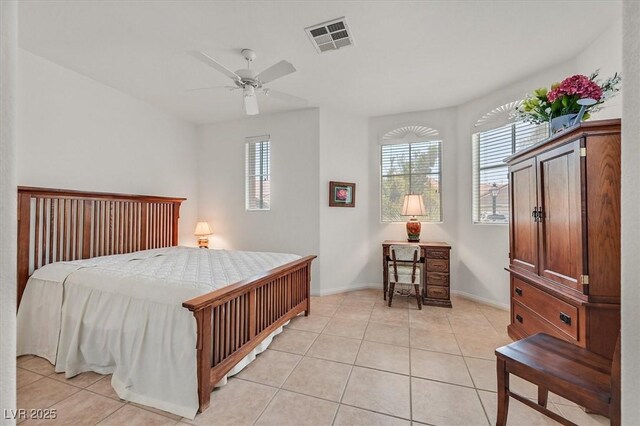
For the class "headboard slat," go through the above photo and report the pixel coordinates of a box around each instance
[17,186,186,306]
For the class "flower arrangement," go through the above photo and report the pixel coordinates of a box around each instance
[513,70,621,125]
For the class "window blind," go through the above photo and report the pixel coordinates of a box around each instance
[381,140,441,222]
[472,121,548,223]
[246,136,271,211]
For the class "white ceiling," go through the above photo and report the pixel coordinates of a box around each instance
[18,1,621,124]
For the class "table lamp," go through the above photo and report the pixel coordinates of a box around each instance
[401,194,425,242]
[194,221,213,248]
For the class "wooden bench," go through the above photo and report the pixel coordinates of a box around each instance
[495,333,620,426]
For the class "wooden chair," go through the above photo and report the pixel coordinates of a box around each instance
[387,244,422,310]
[495,332,620,426]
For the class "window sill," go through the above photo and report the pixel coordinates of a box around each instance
[381,221,444,225]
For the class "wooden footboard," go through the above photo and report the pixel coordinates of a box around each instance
[182,255,316,412]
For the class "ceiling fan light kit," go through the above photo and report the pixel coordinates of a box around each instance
[189,48,306,116]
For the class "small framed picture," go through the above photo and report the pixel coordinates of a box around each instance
[329,181,356,207]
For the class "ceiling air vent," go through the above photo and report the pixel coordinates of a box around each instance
[305,17,354,54]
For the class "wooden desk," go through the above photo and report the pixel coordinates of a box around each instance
[382,241,452,308]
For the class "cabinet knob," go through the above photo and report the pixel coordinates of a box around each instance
[559,312,572,325]
[516,314,523,323]
[515,287,523,296]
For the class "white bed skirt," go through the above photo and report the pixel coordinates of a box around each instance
[111,321,288,419]
[18,272,289,419]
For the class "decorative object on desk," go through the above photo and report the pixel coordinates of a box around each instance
[329,181,356,207]
[401,194,425,242]
[513,70,621,134]
[194,221,213,248]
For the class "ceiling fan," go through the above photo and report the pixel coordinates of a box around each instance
[189,49,307,116]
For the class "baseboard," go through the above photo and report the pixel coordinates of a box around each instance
[451,290,509,311]
[312,284,509,311]
[311,283,381,297]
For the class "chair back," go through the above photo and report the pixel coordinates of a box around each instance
[389,244,420,284]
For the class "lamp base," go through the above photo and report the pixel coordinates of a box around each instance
[406,218,421,242]
[197,237,209,249]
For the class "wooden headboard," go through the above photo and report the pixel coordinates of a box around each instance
[17,186,186,305]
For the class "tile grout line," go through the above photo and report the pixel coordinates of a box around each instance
[408,303,414,423]
[251,331,309,426]
[19,368,159,422]
[331,320,366,425]
[91,403,128,426]
[457,335,492,426]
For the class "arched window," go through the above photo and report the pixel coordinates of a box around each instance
[472,102,548,224]
[380,125,442,222]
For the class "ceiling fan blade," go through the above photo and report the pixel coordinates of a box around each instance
[255,60,296,84]
[262,89,308,106]
[185,85,238,92]
[189,51,241,82]
[244,94,259,116]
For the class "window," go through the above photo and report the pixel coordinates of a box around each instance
[381,140,442,222]
[245,136,271,211]
[472,121,548,223]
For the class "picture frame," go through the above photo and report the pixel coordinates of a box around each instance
[329,181,356,207]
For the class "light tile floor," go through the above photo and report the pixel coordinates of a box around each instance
[16,290,611,425]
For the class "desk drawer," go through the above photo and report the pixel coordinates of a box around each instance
[427,272,449,286]
[512,278,578,341]
[426,249,449,260]
[426,285,449,300]
[426,259,449,273]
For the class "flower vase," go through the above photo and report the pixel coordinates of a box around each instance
[550,113,579,134]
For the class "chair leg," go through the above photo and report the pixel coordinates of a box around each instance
[388,282,395,307]
[496,358,510,426]
[414,284,422,310]
[537,386,548,408]
[383,281,387,301]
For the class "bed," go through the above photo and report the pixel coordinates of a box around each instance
[16,186,316,418]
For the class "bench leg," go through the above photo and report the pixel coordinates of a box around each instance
[538,386,548,408]
[388,282,395,307]
[496,358,510,426]
[414,284,422,310]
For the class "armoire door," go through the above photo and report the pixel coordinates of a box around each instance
[537,140,585,292]
[509,157,538,274]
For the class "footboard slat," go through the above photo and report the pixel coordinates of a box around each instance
[183,255,316,413]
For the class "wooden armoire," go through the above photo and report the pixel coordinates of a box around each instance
[505,119,620,359]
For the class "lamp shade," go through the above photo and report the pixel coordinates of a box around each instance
[194,221,213,236]
[401,194,426,216]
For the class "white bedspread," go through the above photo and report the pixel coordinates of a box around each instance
[17,247,300,419]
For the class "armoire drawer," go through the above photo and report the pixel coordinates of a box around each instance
[511,302,577,344]
[427,272,449,286]
[426,259,449,272]
[426,285,449,300]
[512,278,579,340]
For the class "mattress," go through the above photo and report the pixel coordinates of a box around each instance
[16,246,300,419]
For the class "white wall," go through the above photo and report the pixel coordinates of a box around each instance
[1,0,18,420]
[319,109,372,295]
[17,49,199,244]
[197,109,321,291]
[576,18,623,119]
[621,0,639,421]
[455,60,576,307]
